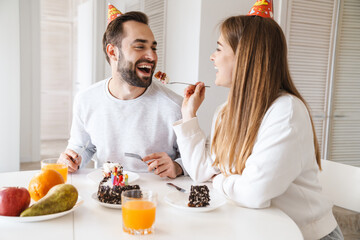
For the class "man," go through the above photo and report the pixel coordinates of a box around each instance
[58,11,184,178]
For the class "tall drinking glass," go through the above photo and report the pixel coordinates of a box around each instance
[122,189,157,235]
[41,158,68,182]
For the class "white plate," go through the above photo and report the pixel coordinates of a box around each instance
[164,190,227,212]
[91,192,122,209]
[0,196,83,223]
[87,169,139,184]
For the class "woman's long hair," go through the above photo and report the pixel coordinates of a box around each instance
[211,16,321,175]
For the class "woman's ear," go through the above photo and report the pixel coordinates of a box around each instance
[106,44,118,62]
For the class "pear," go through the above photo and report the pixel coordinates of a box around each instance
[20,184,78,217]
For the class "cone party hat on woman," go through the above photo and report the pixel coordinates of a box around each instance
[107,3,123,24]
[248,0,273,19]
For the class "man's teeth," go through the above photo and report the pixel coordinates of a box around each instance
[138,65,152,69]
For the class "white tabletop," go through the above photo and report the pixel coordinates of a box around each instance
[1,169,303,240]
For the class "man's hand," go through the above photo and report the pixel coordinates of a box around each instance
[57,149,82,173]
[143,152,183,178]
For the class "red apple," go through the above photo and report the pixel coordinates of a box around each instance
[0,187,31,216]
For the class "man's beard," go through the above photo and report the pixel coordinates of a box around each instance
[117,51,156,88]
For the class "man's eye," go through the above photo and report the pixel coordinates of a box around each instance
[152,47,157,51]
[135,46,144,49]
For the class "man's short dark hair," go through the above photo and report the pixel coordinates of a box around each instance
[102,11,149,64]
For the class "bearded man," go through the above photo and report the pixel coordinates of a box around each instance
[58,11,184,178]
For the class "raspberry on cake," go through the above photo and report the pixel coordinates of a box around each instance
[188,185,210,207]
[154,71,169,84]
[97,162,140,204]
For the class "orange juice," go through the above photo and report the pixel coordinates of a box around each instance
[41,163,68,182]
[122,200,156,230]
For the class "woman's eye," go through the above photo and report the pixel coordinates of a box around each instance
[216,48,221,52]
[135,46,144,49]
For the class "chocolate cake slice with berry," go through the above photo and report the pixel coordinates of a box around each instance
[97,162,140,204]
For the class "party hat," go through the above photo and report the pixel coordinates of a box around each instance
[248,0,273,19]
[107,3,122,24]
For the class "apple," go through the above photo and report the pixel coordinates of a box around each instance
[0,187,31,216]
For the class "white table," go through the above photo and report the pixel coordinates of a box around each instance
[0,169,303,240]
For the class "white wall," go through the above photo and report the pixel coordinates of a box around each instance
[76,1,94,92]
[165,0,256,136]
[165,0,202,95]
[0,0,21,172]
[197,0,254,135]
[19,0,40,163]
[94,0,111,81]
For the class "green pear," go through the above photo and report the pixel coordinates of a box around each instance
[20,184,78,217]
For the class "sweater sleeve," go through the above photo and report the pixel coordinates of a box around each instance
[172,138,188,176]
[212,98,308,208]
[67,93,96,167]
[173,117,220,182]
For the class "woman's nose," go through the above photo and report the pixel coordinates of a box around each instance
[210,52,215,61]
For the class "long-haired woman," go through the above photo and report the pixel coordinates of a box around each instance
[173,15,343,240]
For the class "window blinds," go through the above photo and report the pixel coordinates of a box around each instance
[286,0,336,156]
[144,0,166,73]
[287,0,360,167]
[329,0,360,166]
[40,0,73,140]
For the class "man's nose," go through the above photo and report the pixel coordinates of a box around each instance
[144,49,157,61]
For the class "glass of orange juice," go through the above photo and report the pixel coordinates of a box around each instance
[41,158,68,182]
[122,189,157,235]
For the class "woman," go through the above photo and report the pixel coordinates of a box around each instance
[173,15,343,240]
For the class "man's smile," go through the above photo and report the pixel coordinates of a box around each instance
[136,62,155,77]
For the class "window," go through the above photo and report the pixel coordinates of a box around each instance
[285,0,360,166]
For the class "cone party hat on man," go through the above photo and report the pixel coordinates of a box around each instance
[108,3,122,24]
[248,0,273,19]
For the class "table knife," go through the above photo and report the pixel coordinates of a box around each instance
[167,183,186,193]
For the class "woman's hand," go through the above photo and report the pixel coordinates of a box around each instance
[182,82,206,122]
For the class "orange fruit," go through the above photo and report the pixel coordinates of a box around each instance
[28,169,65,201]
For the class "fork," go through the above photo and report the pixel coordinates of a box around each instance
[124,152,143,160]
[124,152,153,166]
[72,140,90,169]
[167,82,210,88]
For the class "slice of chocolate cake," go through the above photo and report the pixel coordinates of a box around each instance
[97,177,139,204]
[97,162,140,204]
[188,185,210,207]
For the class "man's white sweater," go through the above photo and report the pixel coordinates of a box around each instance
[173,94,337,240]
[67,78,183,172]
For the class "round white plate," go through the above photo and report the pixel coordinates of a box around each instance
[0,196,83,223]
[91,192,122,209]
[164,191,227,212]
[87,169,139,184]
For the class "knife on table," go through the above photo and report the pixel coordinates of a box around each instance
[167,183,186,193]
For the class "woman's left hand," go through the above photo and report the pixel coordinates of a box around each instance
[182,82,206,121]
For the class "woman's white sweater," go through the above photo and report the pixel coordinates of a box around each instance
[173,94,337,240]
